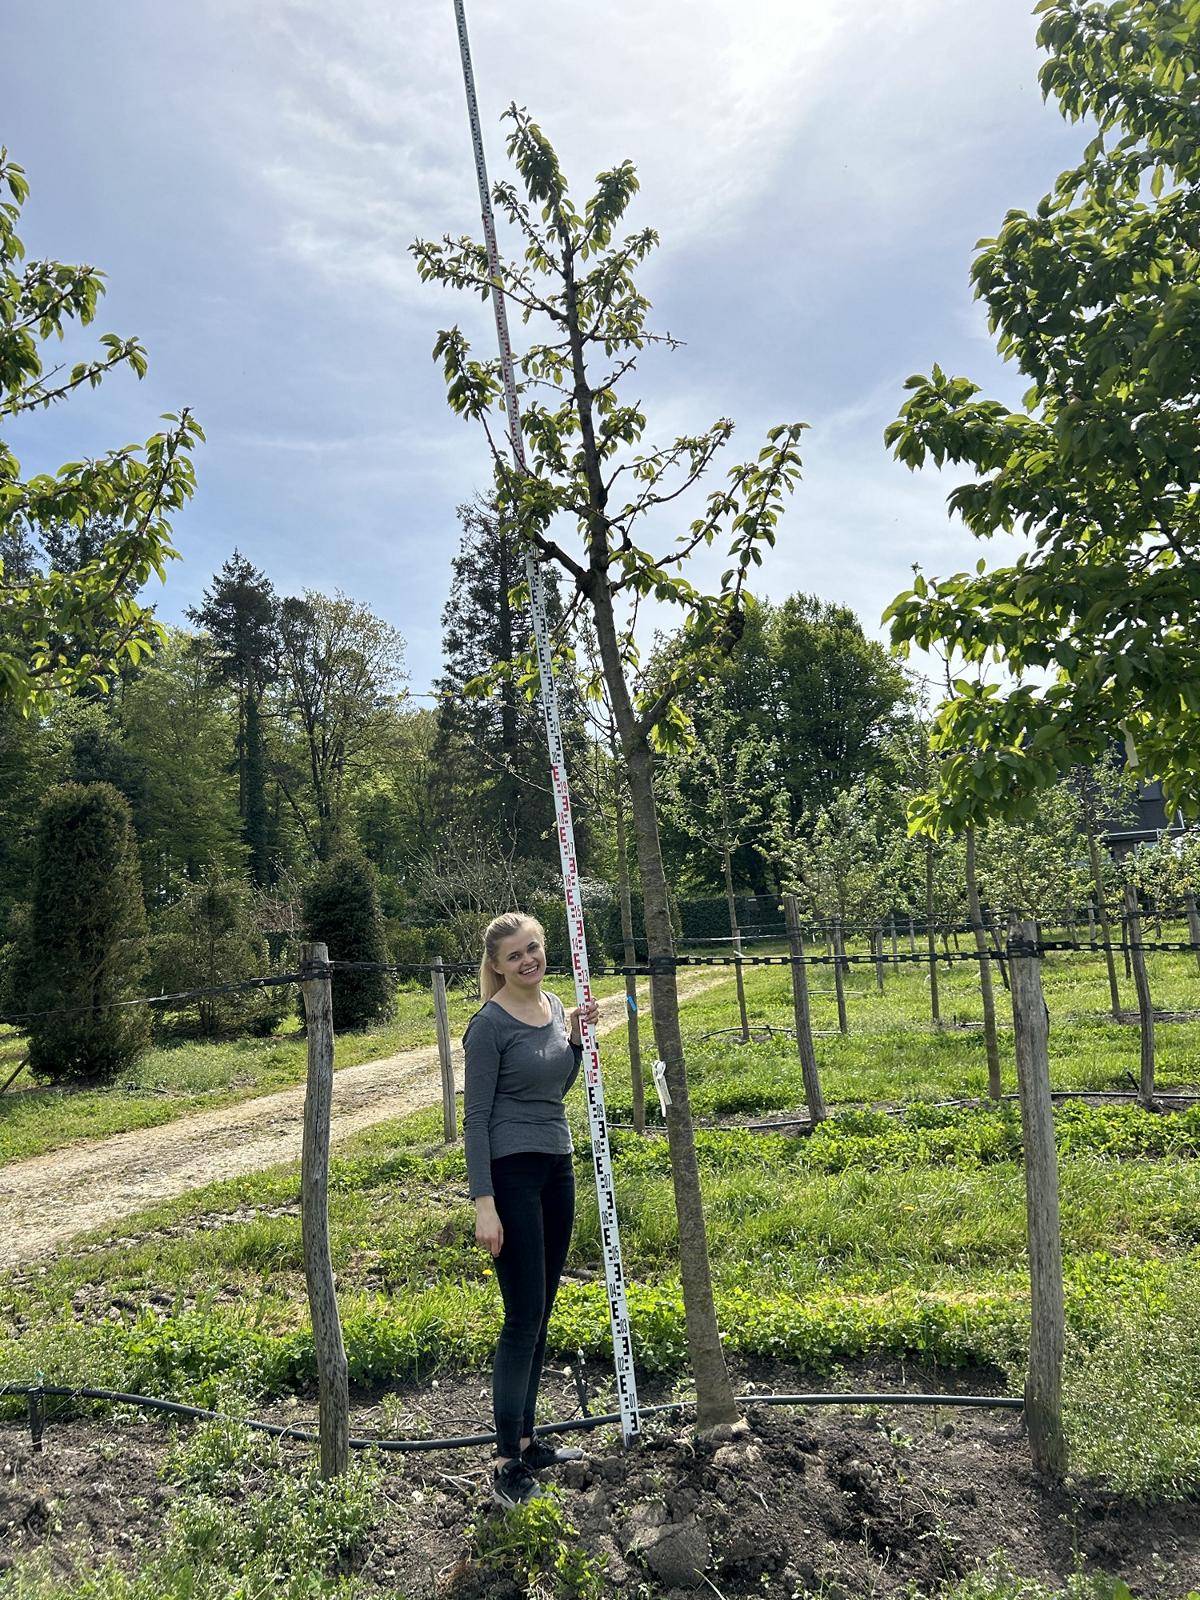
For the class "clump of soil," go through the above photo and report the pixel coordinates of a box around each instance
[3,1362,1199,1598]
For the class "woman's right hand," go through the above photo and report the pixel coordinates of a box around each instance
[475,1197,504,1257]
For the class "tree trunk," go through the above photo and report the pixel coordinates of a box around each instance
[721,841,750,1043]
[965,828,1002,1100]
[832,919,849,1035]
[299,943,350,1478]
[615,795,645,1134]
[925,842,941,1027]
[1124,884,1157,1109]
[985,908,1011,991]
[1086,828,1122,1019]
[784,895,825,1123]
[624,742,739,1426]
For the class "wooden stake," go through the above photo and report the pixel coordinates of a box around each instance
[1007,917,1066,1481]
[1124,884,1157,1109]
[873,926,885,994]
[832,918,849,1035]
[785,895,826,1124]
[299,943,349,1479]
[432,957,457,1143]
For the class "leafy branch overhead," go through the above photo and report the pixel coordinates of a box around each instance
[411,104,806,745]
[0,150,202,712]
[883,0,1200,834]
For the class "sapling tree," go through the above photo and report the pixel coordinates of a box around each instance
[413,107,805,1424]
[659,684,782,1041]
[0,152,202,712]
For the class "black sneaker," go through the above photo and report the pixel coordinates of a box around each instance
[492,1458,544,1509]
[522,1437,585,1471]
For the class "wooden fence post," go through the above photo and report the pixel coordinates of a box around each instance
[1124,884,1157,1109]
[873,926,885,994]
[890,914,899,967]
[1185,891,1200,980]
[907,916,917,956]
[785,895,826,1124]
[299,942,350,1480]
[432,957,457,1143]
[1008,917,1067,1481]
[832,918,849,1035]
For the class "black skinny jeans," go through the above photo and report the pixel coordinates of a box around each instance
[489,1150,575,1459]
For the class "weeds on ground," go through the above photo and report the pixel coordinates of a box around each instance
[465,1491,604,1600]
[0,1421,381,1600]
[1063,1292,1200,1502]
[934,1558,1178,1599]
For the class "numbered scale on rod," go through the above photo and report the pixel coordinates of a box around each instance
[450,0,640,1445]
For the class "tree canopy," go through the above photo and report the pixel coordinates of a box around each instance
[0,151,201,712]
[884,0,1200,833]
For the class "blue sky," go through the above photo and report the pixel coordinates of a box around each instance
[5,1,1082,694]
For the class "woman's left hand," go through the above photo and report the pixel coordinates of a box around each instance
[568,998,600,1045]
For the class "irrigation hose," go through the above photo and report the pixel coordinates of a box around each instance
[2,1382,1023,1456]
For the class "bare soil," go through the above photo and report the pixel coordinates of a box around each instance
[3,1359,1197,1598]
[0,980,718,1273]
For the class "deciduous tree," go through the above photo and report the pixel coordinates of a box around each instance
[0,152,201,711]
[413,107,805,1424]
[885,0,1200,832]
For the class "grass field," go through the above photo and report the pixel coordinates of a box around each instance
[2,940,1199,1597]
[3,926,1198,1169]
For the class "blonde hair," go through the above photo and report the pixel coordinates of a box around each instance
[479,911,546,1001]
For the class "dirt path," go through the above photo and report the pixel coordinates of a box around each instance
[0,977,723,1270]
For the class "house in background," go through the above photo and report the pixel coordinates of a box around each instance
[1100,778,1187,859]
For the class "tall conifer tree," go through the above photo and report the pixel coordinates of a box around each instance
[189,553,279,884]
[433,499,589,864]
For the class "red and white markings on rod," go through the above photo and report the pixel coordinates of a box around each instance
[451,0,640,1446]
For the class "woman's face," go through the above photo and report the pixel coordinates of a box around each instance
[493,925,546,991]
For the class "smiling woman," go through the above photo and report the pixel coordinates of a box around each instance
[463,910,598,1510]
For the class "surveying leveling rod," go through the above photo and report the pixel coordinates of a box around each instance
[450,0,641,1445]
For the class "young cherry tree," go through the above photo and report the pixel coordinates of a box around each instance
[663,688,782,1041]
[413,107,805,1425]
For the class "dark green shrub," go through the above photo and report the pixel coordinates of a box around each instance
[421,911,485,969]
[149,870,288,1036]
[385,920,427,973]
[529,894,607,975]
[603,886,682,960]
[20,782,150,1081]
[302,852,393,1029]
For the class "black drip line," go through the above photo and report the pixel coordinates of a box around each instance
[4,1381,1022,1458]
[2,939,1199,1026]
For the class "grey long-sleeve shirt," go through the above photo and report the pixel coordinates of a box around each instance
[462,992,584,1199]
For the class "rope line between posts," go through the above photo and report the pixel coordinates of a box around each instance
[2,938,1199,1026]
